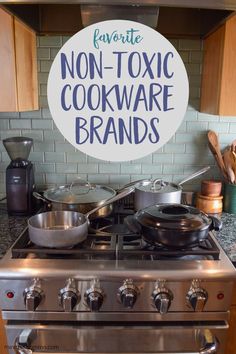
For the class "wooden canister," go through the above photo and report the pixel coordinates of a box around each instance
[196,193,223,214]
[201,180,222,197]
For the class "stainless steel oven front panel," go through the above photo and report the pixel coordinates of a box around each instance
[6,322,227,354]
[2,310,230,322]
[0,278,233,312]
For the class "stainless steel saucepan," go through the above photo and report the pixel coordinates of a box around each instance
[28,187,134,248]
[133,166,210,210]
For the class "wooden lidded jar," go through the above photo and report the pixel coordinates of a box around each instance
[196,194,223,214]
[201,180,222,197]
[197,180,223,214]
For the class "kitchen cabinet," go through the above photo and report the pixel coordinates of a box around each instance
[0,7,38,112]
[225,283,236,354]
[200,14,236,116]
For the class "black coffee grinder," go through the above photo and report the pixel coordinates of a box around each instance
[3,137,35,216]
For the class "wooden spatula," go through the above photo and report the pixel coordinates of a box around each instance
[207,130,228,180]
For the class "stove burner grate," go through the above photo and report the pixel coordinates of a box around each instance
[117,234,220,260]
[10,200,220,261]
[11,228,117,259]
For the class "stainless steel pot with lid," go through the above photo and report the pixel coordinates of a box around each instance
[33,180,116,218]
[134,166,210,210]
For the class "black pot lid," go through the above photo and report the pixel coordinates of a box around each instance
[136,204,211,232]
[44,184,116,204]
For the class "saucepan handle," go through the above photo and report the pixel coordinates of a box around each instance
[86,186,135,218]
[116,179,149,193]
[124,215,142,234]
[178,166,211,186]
[209,215,222,232]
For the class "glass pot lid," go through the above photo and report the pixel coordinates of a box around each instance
[44,181,116,204]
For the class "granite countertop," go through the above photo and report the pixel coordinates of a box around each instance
[215,213,236,264]
[0,204,236,264]
[0,204,28,259]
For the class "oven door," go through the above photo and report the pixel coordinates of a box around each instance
[6,321,227,354]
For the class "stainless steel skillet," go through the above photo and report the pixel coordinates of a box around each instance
[28,187,134,248]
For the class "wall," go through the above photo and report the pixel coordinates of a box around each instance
[0,36,236,199]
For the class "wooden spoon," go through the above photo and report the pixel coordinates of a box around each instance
[223,149,236,183]
[230,139,236,153]
[207,130,228,180]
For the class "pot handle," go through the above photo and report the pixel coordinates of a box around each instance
[124,215,142,234]
[32,192,47,203]
[33,192,51,209]
[209,215,222,232]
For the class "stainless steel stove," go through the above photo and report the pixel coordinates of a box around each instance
[0,201,235,354]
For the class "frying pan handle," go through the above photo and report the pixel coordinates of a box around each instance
[124,215,141,234]
[209,215,222,232]
[86,186,135,218]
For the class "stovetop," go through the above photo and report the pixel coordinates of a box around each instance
[1,200,235,321]
[11,203,220,261]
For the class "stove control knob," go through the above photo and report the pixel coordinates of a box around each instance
[24,290,42,311]
[24,279,43,311]
[152,283,173,314]
[59,279,80,312]
[118,279,139,309]
[85,280,104,312]
[187,288,208,312]
[60,291,79,312]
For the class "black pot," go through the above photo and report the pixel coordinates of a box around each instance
[125,204,222,248]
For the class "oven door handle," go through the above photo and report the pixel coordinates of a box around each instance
[13,328,219,354]
[14,329,35,354]
[199,329,219,354]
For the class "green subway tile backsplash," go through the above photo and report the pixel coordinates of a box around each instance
[10,119,31,130]
[0,36,236,199]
